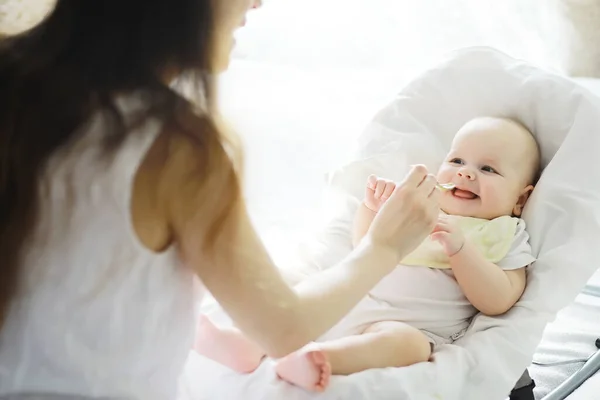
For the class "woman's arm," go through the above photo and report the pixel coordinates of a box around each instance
[159,125,438,357]
[194,214,398,358]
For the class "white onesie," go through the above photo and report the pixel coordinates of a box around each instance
[318,217,536,346]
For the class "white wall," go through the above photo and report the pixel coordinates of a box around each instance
[223,0,565,262]
[235,0,557,72]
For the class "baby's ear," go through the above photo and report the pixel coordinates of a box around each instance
[513,185,534,217]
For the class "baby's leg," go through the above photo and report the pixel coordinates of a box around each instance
[327,321,433,374]
[275,321,432,391]
[194,315,266,373]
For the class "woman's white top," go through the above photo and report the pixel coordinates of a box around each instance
[0,96,201,399]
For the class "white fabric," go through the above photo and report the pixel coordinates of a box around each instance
[182,47,600,400]
[319,218,534,344]
[496,220,536,270]
[0,95,199,400]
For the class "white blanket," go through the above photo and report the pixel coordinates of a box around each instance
[179,47,600,400]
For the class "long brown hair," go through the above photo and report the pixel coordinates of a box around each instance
[0,0,242,327]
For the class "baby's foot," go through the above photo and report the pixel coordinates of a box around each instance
[194,314,265,373]
[275,347,332,392]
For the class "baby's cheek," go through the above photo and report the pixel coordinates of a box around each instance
[436,168,452,182]
[484,189,511,212]
[481,187,502,205]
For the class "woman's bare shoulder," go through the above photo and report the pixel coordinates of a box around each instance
[131,113,219,252]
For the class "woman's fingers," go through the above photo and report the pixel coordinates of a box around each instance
[416,173,437,195]
[402,165,429,188]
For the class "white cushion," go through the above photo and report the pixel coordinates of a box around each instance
[310,46,600,399]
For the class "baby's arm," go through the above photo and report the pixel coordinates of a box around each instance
[450,243,526,316]
[352,203,377,247]
[431,215,526,316]
[352,176,397,247]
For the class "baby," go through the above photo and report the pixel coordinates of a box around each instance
[194,116,540,392]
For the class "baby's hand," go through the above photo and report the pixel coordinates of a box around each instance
[364,175,396,212]
[430,214,465,257]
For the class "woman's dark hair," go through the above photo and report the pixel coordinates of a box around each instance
[0,0,242,327]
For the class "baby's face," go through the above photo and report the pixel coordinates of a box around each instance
[436,118,538,220]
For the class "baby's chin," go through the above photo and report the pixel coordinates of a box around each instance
[440,206,479,218]
[440,204,510,220]
[440,199,490,219]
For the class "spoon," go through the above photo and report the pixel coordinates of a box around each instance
[436,182,456,191]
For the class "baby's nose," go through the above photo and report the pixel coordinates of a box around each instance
[457,168,475,180]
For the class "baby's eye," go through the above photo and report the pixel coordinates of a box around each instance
[481,165,497,173]
[449,158,464,165]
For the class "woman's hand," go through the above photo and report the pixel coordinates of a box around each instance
[365,165,440,259]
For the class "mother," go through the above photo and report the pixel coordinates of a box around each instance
[0,0,439,398]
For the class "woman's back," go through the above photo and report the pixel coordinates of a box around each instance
[0,96,197,399]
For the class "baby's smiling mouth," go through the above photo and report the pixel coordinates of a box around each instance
[452,188,479,200]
